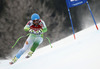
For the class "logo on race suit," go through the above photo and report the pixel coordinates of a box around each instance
[30,25,43,31]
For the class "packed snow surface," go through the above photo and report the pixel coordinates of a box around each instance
[0,23,100,69]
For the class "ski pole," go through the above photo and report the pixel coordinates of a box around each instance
[11,33,30,48]
[46,37,52,48]
[11,33,52,48]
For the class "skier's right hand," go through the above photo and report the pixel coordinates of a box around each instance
[29,29,34,33]
[29,29,39,35]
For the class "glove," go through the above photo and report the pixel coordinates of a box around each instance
[29,29,43,35]
[29,29,37,34]
[29,29,34,33]
[35,29,43,35]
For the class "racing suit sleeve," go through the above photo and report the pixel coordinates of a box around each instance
[40,20,47,33]
[24,21,32,32]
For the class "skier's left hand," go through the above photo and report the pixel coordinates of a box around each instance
[35,29,43,35]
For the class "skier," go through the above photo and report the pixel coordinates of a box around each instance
[9,13,47,64]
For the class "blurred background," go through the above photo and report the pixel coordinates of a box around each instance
[0,0,100,59]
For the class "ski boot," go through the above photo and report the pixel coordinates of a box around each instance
[26,51,33,58]
[9,56,18,65]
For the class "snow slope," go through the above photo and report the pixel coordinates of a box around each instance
[0,23,100,69]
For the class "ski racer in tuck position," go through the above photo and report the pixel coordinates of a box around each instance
[9,13,47,64]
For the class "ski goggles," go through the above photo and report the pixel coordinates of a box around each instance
[33,19,39,23]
